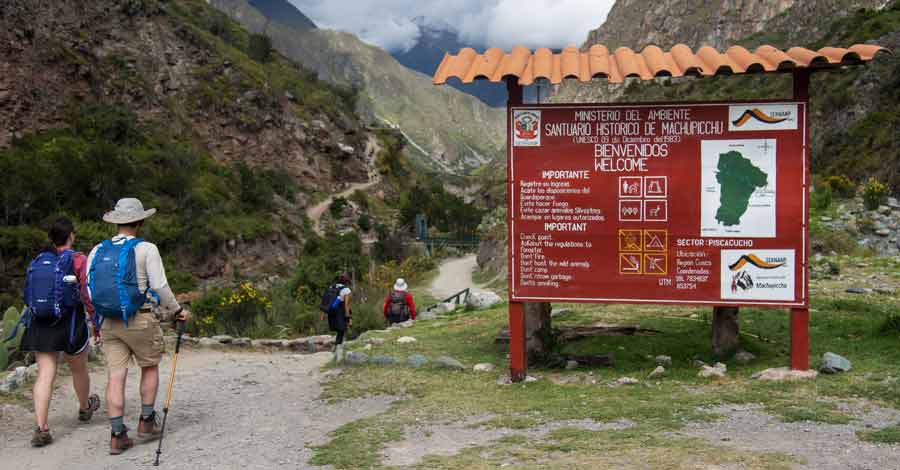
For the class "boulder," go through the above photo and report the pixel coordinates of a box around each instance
[211,335,233,344]
[434,356,465,370]
[698,363,727,379]
[466,291,503,310]
[612,377,639,386]
[655,355,672,367]
[345,351,369,365]
[551,308,572,318]
[396,320,415,328]
[198,338,219,348]
[370,355,397,365]
[752,367,818,381]
[407,354,429,368]
[734,350,756,364]
[565,360,579,370]
[429,303,458,316]
[396,336,417,344]
[820,352,852,374]
[365,338,386,346]
[232,337,251,347]
[473,363,496,372]
[252,339,287,348]
[647,366,666,379]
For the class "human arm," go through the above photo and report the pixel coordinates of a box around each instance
[144,243,189,323]
[343,291,352,326]
[383,294,390,318]
[406,293,416,320]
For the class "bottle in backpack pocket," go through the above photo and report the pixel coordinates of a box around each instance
[24,250,79,320]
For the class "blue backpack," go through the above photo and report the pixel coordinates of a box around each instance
[6,249,81,344]
[88,238,148,326]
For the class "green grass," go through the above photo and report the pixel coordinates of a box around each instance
[307,260,900,468]
[857,423,900,443]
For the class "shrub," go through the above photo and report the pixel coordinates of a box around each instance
[357,213,372,232]
[824,175,856,198]
[811,185,833,211]
[861,177,889,210]
[0,307,24,370]
[880,314,900,335]
[191,282,272,337]
[349,190,369,211]
[247,33,273,63]
[329,197,348,218]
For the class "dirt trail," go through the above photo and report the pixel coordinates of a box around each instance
[0,350,395,470]
[428,254,484,300]
[306,134,380,236]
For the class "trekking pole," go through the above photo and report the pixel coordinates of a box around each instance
[154,320,185,466]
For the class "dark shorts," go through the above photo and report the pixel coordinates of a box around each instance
[20,310,90,356]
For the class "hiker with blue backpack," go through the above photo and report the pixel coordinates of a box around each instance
[320,272,352,363]
[86,198,190,455]
[16,217,101,447]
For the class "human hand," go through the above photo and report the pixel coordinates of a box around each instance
[175,307,191,322]
[92,327,103,347]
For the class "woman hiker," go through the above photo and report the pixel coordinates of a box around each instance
[322,272,352,362]
[19,217,100,447]
[383,278,416,325]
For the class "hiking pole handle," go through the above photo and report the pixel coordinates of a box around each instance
[174,320,185,354]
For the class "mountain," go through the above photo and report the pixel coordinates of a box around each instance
[248,0,316,31]
[0,0,373,293]
[392,22,507,107]
[210,0,504,174]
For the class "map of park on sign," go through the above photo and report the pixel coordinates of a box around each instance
[509,102,808,307]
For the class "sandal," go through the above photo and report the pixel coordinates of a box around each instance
[78,393,101,422]
[31,427,53,447]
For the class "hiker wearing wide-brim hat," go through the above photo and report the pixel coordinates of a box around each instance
[86,197,190,455]
[383,278,416,325]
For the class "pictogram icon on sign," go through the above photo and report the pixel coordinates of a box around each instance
[618,229,642,252]
[619,200,642,222]
[619,253,642,275]
[644,200,668,222]
[619,176,643,198]
[644,254,668,275]
[643,230,668,252]
[644,176,668,198]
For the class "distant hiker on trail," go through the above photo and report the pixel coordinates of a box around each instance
[86,198,190,455]
[16,217,100,447]
[383,278,416,324]
[320,272,352,363]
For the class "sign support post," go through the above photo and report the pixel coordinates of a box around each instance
[791,69,811,370]
[506,78,528,382]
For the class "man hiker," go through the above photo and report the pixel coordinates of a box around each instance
[321,272,352,363]
[17,217,101,447]
[383,278,416,325]
[86,198,190,455]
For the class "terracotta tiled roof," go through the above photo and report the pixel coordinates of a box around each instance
[433,44,890,86]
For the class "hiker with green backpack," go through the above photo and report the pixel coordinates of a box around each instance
[14,217,101,447]
[86,198,190,455]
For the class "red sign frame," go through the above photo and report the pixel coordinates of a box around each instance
[507,100,809,308]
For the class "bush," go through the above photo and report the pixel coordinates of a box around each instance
[861,177,889,210]
[191,282,272,337]
[0,307,24,370]
[811,185,833,211]
[247,33,273,63]
[349,190,369,211]
[357,213,372,232]
[824,175,856,198]
[329,197,348,218]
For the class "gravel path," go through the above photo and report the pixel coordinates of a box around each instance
[428,254,484,300]
[0,350,396,470]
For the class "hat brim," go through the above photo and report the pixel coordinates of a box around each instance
[394,283,408,291]
[102,208,157,224]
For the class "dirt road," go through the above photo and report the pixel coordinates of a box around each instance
[0,350,394,470]
[428,254,483,300]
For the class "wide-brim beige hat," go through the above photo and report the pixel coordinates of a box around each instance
[102,198,157,224]
[393,278,408,291]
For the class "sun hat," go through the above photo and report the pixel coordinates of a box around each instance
[393,278,408,291]
[102,198,157,224]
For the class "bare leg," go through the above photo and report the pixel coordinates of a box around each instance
[106,368,128,419]
[63,347,90,410]
[139,365,159,410]
[33,352,59,431]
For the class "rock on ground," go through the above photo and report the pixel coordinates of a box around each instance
[820,352,852,374]
[698,363,727,378]
[434,356,465,370]
[655,355,672,367]
[345,351,369,364]
[611,377,639,386]
[734,350,756,364]
[466,291,502,310]
[407,354,428,368]
[565,360,579,370]
[752,367,818,381]
[647,366,666,379]
[370,355,397,365]
[473,363,495,372]
[396,336,417,344]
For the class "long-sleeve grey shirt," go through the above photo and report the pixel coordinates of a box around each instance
[86,234,181,321]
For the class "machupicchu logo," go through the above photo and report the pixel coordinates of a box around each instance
[728,104,798,131]
[731,108,788,127]
[728,253,786,271]
[513,110,541,146]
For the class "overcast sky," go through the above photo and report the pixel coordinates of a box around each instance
[289,0,615,52]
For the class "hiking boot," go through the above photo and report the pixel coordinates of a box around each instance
[334,344,344,364]
[110,428,133,455]
[137,411,162,438]
[31,427,53,447]
[78,394,101,422]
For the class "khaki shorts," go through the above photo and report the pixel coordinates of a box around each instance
[102,312,165,370]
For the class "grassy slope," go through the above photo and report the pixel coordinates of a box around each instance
[309,258,900,468]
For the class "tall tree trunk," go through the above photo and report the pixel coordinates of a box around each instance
[524,302,552,353]
[712,307,740,356]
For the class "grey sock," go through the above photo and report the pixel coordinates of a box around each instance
[141,404,155,419]
[110,416,125,434]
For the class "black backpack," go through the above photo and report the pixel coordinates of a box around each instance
[387,291,410,323]
[319,284,342,314]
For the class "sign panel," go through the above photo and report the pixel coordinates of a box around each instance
[508,101,808,307]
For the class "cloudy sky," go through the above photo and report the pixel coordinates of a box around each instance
[289,0,616,52]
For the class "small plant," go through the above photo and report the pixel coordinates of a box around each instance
[880,314,900,335]
[811,185,833,210]
[824,175,856,198]
[860,177,888,210]
[329,196,348,218]
[0,307,24,371]
[357,213,372,232]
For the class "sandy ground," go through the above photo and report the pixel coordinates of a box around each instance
[0,350,396,470]
[428,254,484,300]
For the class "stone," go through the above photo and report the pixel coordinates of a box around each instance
[647,366,666,379]
[612,377,639,386]
[692,359,707,367]
[25,363,38,379]
[846,287,871,294]
[565,360,579,370]
[211,335,233,344]
[752,367,818,381]
[466,291,503,310]
[698,363,727,378]
[365,338,386,346]
[321,368,343,379]
[434,356,465,370]
[397,336,417,344]
[875,228,891,237]
[430,303,458,316]
[888,197,900,209]
[820,216,833,222]
[878,205,892,215]
[337,143,355,154]
[473,363,496,372]
[363,344,372,350]
[551,308,572,318]
[232,337,251,347]
[655,355,672,367]
[307,337,318,353]
[252,339,287,348]
[396,320,415,328]
[874,287,897,295]
[407,354,429,368]
[370,355,397,365]
[198,338,219,347]
[286,338,310,351]
[524,375,540,383]
[820,352,852,374]
[345,351,369,365]
[734,350,756,364]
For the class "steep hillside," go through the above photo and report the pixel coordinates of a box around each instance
[210,0,505,174]
[0,0,373,299]
[248,0,316,31]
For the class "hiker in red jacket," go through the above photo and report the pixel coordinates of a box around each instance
[383,278,416,324]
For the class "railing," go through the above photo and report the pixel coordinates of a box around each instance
[423,236,480,254]
[425,287,471,312]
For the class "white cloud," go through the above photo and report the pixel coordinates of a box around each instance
[289,0,614,52]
